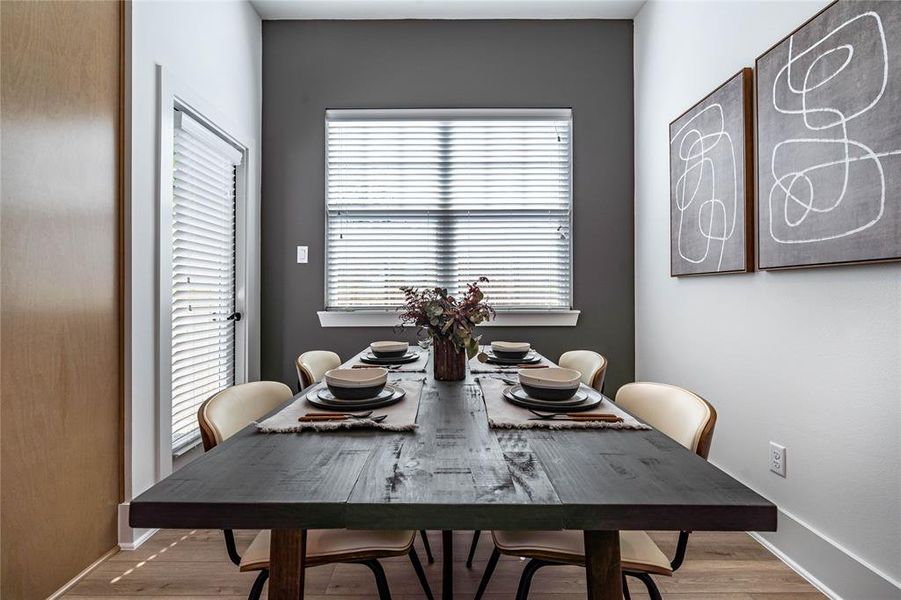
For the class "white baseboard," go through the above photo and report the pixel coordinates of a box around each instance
[118,502,159,550]
[46,547,118,600]
[710,461,901,600]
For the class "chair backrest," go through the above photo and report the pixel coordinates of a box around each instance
[198,381,293,450]
[615,382,716,458]
[296,350,342,389]
[558,350,608,392]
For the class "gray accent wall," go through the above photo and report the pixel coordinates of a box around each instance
[261,20,634,390]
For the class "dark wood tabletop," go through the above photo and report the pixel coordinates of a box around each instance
[131,350,776,600]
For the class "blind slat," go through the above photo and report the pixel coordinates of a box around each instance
[326,110,572,310]
[170,112,238,455]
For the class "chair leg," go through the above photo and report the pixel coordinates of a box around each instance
[629,572,662,600]
[621,573,631,600]
[466,530,481,568]
[360,560,392,600]
[247,569,268,600]
[515,559,549,600]
[473,547,500,600]
[419,530,435,564]
[223,529,242,566]
[408,548,434,600]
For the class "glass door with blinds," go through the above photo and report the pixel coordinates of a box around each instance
[325,109,573,311]
[168,109,243,455]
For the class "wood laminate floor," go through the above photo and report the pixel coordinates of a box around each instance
[63,529,824,599]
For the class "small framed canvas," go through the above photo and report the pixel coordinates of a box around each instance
[756,0,901,270]
[669,68,754,276]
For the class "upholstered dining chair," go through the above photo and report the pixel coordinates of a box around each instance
[471,382,717,600]
[295,350,342,389]
[558,350,607,393]
[463,350,610,569]
[197,381,434,600]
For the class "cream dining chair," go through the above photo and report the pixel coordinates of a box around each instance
[295,350,342,389]
[558,350,607,392]
[472,382,717,600]
[197,381,433,600]
[463,349,610,569]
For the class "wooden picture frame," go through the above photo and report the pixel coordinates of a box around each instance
[669,68,754,277]
[755,0,901,270]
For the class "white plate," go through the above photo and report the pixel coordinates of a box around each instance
[307,385,406,410]
[503,385,602,412]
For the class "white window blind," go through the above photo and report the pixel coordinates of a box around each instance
[325,108,573,311]
[170,110,242,455]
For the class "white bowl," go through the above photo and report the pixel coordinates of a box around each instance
[370,340,409,357]
[491,341,531,353]
[324,368,388,400]
[518,367,581,401]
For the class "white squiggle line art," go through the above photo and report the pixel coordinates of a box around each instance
[670,103,739,271]
[768,10,900,245]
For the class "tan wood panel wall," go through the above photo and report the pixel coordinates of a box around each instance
[1,1,122,597]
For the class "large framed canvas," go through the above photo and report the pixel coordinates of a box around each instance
[756,0,901,270]
[669,68,754,276]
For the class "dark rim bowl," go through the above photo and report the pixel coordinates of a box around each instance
[520,381,578,401]
[492,349,529,360]
[327,382,387,400]
[371,349,408,358]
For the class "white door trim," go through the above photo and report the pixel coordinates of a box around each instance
[156,64,256,478]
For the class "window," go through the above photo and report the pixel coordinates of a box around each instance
[169,109,242,455]
[325,109,573,312]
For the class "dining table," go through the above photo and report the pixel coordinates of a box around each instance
[130,347,777,600]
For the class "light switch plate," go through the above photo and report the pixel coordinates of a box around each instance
[296,245,308,264]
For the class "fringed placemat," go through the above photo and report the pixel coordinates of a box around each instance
[475,376,650,430]
[256,378,425,433]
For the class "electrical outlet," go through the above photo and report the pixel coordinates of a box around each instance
[770,442,786,477]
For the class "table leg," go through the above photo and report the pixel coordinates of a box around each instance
[442,530,453,599]
[584,530,622,600]
[270,529,307,600]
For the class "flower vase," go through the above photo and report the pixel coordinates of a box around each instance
[432,336,466,381]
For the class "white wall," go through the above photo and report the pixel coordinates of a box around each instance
[123,0,261,543]
[634,2,901,598]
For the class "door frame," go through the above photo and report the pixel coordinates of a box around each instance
[156,65,256,478]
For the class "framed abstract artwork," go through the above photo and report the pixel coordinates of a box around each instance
[669,68,754,276]
[756,0,901,269]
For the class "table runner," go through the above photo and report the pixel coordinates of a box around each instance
[255,378,425,432]
[349,348,429,372]
[476,376,650,430]
[468,346,554,373]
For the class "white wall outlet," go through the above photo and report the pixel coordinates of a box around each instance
[296,245,308,264]
[770,442,786,477]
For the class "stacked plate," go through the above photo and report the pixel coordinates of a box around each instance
[484,341,541,365]
[306,368,405,410]
[502,367,602,412]
[360,340,421,365]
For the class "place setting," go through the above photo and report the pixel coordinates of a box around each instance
[351,340,429,372]
[256,366,424,432]
[469,341,554,373]
[476,366,650,430]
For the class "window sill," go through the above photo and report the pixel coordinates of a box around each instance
[317,310,580,328]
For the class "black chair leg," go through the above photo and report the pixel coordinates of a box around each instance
[223,529,242,566]
[248,569,268,600]
[466,530,481,568]
[514,559,549,600]
[419,530,435,564]
[473,547,500,600]
[621,573,631,600]
[361,560,392,600]
[408,548,434,600]
[630,572,662,600]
